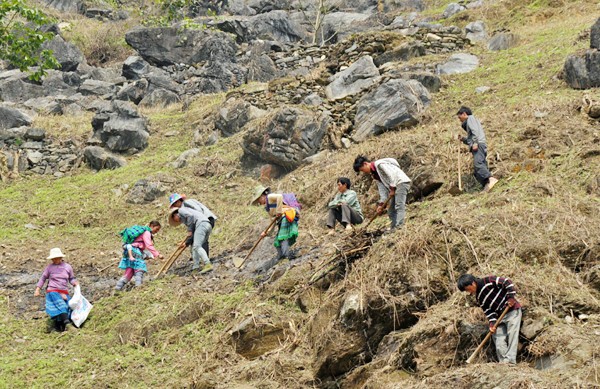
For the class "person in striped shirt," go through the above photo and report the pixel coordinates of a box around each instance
[458,274,522,364]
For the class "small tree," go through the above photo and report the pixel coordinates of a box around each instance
[0,0,59,81]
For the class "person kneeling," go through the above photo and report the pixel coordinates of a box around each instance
[326,177,363,234]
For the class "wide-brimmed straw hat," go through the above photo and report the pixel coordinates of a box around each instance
[168,207,182,227]
[47,247,66,260]
[250,185,270,206]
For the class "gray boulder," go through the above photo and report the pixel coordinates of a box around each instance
[116,79,148,104]
[0,105,33,129]
[374,42,426,66]
[171,148,200,168]
[564,51,600,89]
[25,128,46,141]
[592,18,600,49]
[487,32,520,51]
[79,79,118,96]
[437,53,479,75]
[442,3,465,18]
[249,11,307,43]
[126,179,167,204]
[0,71,45,102]
[125,27,238,67]
[44,0,84,13]
[243,53,279,82]
[122,56,151,80]
[145,71,184,94]
[23,97,62,114]
[42,70,79,96]
[216,98,268,137]
[320,12,374,44]
[304,93,323,106]
[242,107,329,170]
[465,21,487,43]
[353,79,430,142]
[91,101,149,153]
[404,72,441,93]
[83,146,127,170]
[325,56,380,100]
[189,61,248,94]
[139,88,180,108]
[40,35,84,71]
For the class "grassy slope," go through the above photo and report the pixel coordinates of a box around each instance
[1,0,599,387]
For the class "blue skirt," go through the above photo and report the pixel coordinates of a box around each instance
[45,292,71,318]
[118,246,148,273]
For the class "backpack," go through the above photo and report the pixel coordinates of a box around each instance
[119,225,151,244]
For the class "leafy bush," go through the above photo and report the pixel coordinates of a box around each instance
[0,0,59,80]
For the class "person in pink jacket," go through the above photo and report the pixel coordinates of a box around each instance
[115,221,163,290]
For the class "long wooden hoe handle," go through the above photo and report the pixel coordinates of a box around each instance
[457,141,462,191]
[235,215,281,269]
[156,238,187,277]
[466,305,512,364]
[362,195,392,230]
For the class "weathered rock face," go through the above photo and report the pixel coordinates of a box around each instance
[187,61,248,94]
[216,98,268,137]
[122,56,152,80]
[171,148,200,168]
[465,21,487,43]
[40,35,84,71]
[116,79,149,104]
[0,71,46,102]
[91,101,149,153]
[564,19,600,90]
[242,107,329,170]
[487,32,520,51]
[591,18,600,50]
[320,12,376,44]
[325,56,380,101]
[126,179,168,204]
[564,51,600,90]
[0,105,33,129]
[139,88,180,108]
[374,42,426,67]
[442,3,465,18]
[125,27,238,67]
[249,10,307,43]
[437,53,479,74]
[44,0,84,13]
[352,79,430,142]
[83,146,126,170]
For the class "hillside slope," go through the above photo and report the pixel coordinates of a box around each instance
[0,0,599,388]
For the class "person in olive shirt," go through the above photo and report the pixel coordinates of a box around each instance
[327,177,363,233]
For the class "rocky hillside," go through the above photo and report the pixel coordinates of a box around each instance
[0,0,599,388]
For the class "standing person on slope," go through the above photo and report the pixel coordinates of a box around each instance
[456,106,499,192]
[353,156,411,231]
[34,248,79,332]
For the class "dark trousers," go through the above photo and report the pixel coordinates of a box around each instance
[472,143,492,187]
[327,204,363,228]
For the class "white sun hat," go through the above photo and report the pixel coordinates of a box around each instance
[47,247,66,260]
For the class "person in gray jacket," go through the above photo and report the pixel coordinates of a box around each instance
[456,106,498,192]
[353,156,411,230]
[169,193,217,256]
[169,207,213,274]
[327,177,363,233]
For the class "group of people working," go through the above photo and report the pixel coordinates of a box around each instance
[32,106,516,365]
